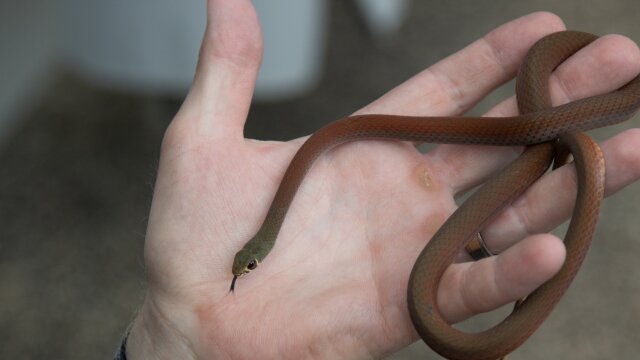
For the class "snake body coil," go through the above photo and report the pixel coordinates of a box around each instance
[232,31,640,359]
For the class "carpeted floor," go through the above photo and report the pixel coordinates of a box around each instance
[1,1,639,359]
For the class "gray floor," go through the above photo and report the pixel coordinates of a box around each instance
[1,1,639,359]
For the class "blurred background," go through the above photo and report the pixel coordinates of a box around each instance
[1,0,639,358]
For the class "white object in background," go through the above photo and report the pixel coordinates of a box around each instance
[60,0,328,101]
[253,0,328,101]
[59,0,407,100]
[60,0,207,95]
[355,0,411,37]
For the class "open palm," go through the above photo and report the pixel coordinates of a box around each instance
[125,1,640,359]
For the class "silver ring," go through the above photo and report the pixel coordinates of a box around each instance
[466,232,495,260]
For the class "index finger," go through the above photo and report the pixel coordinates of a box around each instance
[357,12,566,117]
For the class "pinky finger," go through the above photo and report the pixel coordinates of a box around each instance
[437,234,566,324]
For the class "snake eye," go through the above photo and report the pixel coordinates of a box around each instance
[247,259,258,271]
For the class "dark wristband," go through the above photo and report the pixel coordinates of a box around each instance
[114,328,130,360]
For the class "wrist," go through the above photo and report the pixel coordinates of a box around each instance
[126,296,197,360]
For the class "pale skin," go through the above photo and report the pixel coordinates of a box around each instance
[126,1,640,359]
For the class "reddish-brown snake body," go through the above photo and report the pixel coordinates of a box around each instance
[232,31,640,359]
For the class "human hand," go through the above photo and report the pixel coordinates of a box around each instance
[125,1,640,359]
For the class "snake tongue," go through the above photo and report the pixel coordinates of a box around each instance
[229,275,238,293]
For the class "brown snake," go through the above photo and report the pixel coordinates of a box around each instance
[231,31,640,359]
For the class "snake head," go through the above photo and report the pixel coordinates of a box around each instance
[230,248,260,292]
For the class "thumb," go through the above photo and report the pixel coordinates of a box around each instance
[175,0,263,141]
